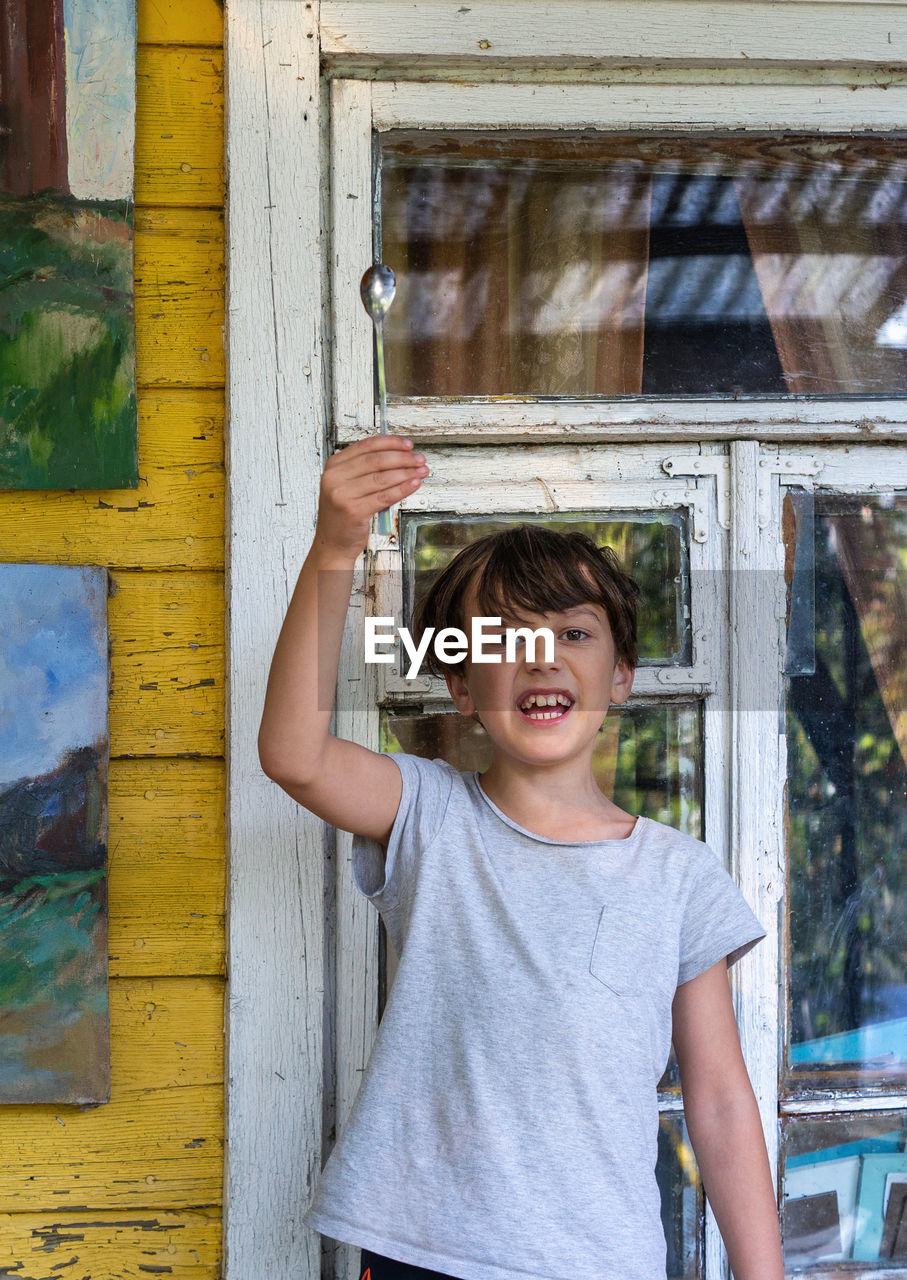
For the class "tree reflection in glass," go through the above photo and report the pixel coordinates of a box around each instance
[403,511,690,666]
[785,494,907,1089]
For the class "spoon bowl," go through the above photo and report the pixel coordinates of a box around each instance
[360,264,397,321]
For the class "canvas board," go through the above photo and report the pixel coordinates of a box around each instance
[854,1153,907,1261]
[0,563,110,1104]
[785,1156,862,1261]
[0,0,138,490]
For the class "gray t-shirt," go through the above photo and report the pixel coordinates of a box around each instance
[304,753,766,1280]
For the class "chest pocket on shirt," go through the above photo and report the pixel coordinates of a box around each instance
[589,902,648,997]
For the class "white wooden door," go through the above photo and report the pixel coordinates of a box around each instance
[224,6,907,1276]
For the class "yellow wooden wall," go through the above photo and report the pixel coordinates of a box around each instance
[0,1,227,1275]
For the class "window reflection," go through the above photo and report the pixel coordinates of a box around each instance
[404,512,691,666]
[658,1113,702,1279]
[380,702,702,837]
[784,494,907,1088]
[782,1113,907,1271]
[381,133,907,399]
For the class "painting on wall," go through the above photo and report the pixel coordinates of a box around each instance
[0,564,110,1104]
[0,0,138,490]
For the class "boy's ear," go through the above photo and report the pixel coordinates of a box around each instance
[609,660,634,707]
[445,667,476,717]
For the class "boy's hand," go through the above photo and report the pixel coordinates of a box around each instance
[314,435,429,560]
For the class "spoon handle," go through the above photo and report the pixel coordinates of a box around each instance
[374,318,394,536]
[375,318,388,437]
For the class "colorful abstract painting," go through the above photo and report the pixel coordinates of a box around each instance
[0,564,109,1104]
[0,0,138,489]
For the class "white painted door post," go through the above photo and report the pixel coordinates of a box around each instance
[225,3,327,1277]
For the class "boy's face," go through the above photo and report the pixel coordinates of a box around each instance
[444,581,634,774]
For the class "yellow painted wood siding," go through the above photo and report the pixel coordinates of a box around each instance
[0,2,226,1276]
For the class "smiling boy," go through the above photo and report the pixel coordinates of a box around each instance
[408,533,638,841]
[259,435,785,1280]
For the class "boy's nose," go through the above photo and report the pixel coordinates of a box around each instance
[526,643,561,671]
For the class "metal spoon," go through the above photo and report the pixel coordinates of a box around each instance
[360,264,398,535]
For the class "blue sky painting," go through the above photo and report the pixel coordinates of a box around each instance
[0,563,110,1104]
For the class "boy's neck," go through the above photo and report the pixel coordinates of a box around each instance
[479,757,638,843]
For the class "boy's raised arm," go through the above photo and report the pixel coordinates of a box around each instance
[258,435,429,843]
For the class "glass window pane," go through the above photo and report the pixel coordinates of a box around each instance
[782,1113,907,1271]
[658,1113,703,1280]
[380,701,702,836]
[784,493,907,1090]
[380,133,907,399]
[404,511,691,666]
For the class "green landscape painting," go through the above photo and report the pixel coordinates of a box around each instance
[0,564,110,1104]
[0,0,137,489]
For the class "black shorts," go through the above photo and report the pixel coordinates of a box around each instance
[359,1248,459,1279]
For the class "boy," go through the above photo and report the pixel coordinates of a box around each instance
[258,435,785,1280]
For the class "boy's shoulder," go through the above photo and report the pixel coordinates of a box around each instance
[388,751,464,817]
[640,813,709,849]
[391,752,463,785]
[637,813,725,874]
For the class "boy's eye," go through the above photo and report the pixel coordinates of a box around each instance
[561,628,589,642]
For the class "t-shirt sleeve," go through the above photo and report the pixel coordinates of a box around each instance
[351,752,456,909]
[677,845,767,986]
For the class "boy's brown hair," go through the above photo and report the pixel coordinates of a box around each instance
[410,524,640,678]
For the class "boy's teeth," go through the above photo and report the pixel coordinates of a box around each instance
[520,692,573,711]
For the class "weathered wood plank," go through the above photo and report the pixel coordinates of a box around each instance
[728,440,784,1184]
[0,390,224,570]
[139,0,223,46]
[108,977,224,1089]
[0,1206,222,1280]
[0,0,228,1246]
[136,48,224,208]
[330,79,373,435]
[322,0,907,64]
[343,398,907,443]
[0,978,223,1210]
[0,1086,222,1210]
[225,1,325,1276]
[135,210,224,388]
[109,572,224,759]
[371,78,907,131]
[334,563,381,1173]
[109,760,225,977]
